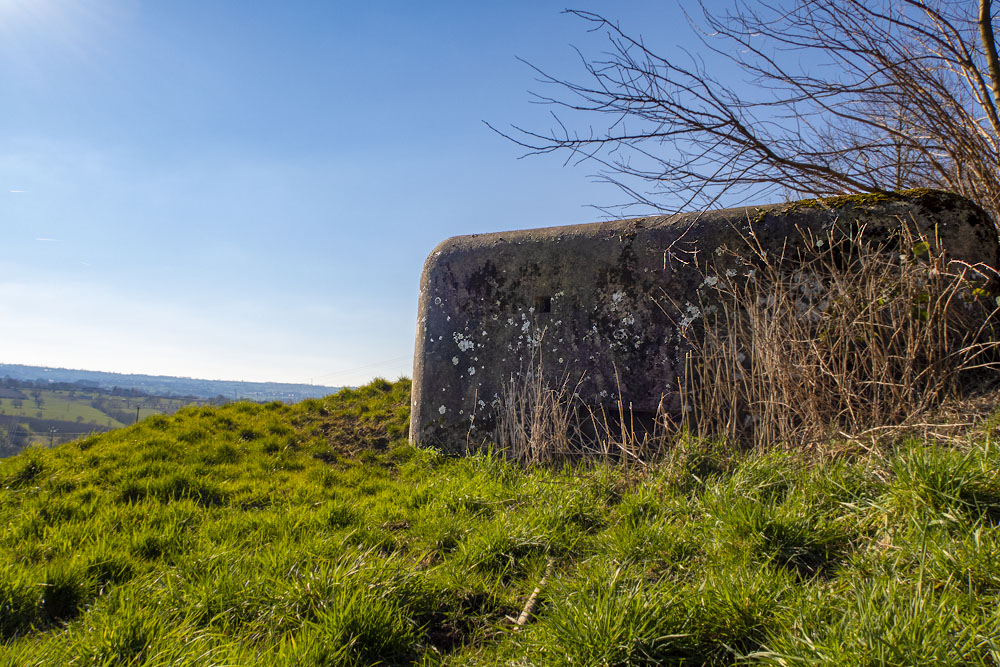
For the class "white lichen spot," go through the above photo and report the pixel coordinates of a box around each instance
[726,268,737,278]
[600,389,608,398]
[621,313,635,326]
[453,332,475,352]
[558,358,564,364]
[700,275,719,288]
[438,405,447,414]
[553,291,565,299]
[611,291,625,308]
[679,302,702,328]
[452,357,459,365]
[467,367,476,376]
[434,296,442,305]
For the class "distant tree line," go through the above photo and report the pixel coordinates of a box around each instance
[1,376,199,401]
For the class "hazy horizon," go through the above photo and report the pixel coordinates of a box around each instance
[0,361,348,387]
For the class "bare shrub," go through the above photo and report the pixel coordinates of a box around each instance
[670,221,1000,450]
[497,2,1000,229]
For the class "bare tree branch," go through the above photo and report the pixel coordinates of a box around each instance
[978,0,1000,129]
[493,1,1000,229]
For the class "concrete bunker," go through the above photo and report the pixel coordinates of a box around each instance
[410,190,1000,452]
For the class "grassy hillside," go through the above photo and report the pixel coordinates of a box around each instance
[1,378,999,665]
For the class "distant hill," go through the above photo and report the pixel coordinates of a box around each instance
[0,363,343,402]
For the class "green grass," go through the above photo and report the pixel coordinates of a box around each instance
[1,378,998,665]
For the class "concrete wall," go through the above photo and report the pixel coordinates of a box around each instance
[410,190,999,451]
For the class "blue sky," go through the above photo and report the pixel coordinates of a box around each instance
[1,0,700,386]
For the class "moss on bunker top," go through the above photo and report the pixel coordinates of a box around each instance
[743,188,989,229]
[781,188,965,214]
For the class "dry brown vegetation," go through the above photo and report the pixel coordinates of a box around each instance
[672,221,1000,451]
[494,221,1000,463]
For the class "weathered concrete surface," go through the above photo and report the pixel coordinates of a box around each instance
[410,190,999,451]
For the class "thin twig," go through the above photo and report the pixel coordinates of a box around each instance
[515,556,556,629]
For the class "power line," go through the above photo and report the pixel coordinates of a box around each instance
[310,355,411,382]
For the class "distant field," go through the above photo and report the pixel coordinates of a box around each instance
[0,392,125,428]
[0,385,209,453]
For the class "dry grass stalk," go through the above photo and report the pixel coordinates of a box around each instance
[581,368,677,467]
[493,335,589,465]
[672,220,1000,450]
[494,339,668,465]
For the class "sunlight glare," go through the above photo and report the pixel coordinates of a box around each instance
[0,0,113,70]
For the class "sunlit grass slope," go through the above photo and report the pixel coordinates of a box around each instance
[2,378,999,665]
